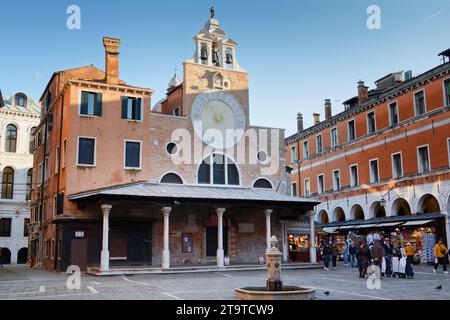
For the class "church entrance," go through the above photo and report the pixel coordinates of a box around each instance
[205,213,228,257]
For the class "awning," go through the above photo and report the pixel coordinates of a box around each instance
[375,222,404,227]
[355,224,379,229]
[400,220,434,226]
[322,227,339,234]
[336,225,357,230]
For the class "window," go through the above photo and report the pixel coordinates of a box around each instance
[302,141,309,159]
[350,165,359,187]
[367,112,376,134]
[1,167,14,199]
[173,107,180,116]
[26,169,32,201]
[5,124,17,153]
[51,240,56,259]
[44,157,49,181]
[124,141,141,169]
[15,94,27,107]
[292,183,297,196]
[257,151,268,163]
[198,154,239,185]
[45,92,52,111]
[166,142,177,155]
[0,218,12,237]
[392,153,403,178]
[332,170,341,191]
[62,139,67,168]
[290,145,297,163]
[317,174,324,194]
[417,145,430,173]
[80,91,102,116]
[304,179,310,197]
[38,162,43,185]
[29,127,36,153]
[55,146,60,174]
[316,135,323,153]
[77,137,96,166]
[253,178,272,189]
[369,159,379,183]
[44,241,48,258]
[414,90,426,116]
[445,79,450,106]
[348,120,356,141]
[161,173,183,184]
[448,138,450,166]
[331,128,338,148]
[121,96,142,121]
[23,218,30,237]
[389,102,399,126]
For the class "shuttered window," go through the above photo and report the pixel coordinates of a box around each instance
[124,141,141,169]
[80,91,102,116]
[121,97,142,121]
[77,137,96,166]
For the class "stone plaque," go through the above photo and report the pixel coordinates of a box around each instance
[239,223,254,233]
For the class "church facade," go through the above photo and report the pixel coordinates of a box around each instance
[30,13,318,272]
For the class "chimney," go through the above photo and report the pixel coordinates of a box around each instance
[103,37,121,85]
[313,113,320,125]
[324,99,332,120]
[297,113,304,132]
[357,80,369,105]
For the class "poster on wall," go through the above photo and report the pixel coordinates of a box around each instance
[182,233,193,253]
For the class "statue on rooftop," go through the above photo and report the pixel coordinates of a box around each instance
[209,6,215,19]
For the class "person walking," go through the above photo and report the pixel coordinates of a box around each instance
[433,239,448,274]
[383,238,393,277]
[331,242,340,270]
[357,242,371,278]
[342,241,349,267]
[322,242,332,270]
[349,242,357,267]
[405,242,415,265]
[371,240,385,276]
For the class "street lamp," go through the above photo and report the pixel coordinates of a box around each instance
[380,197,387,208]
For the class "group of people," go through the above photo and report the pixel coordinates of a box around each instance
[319,236,449,279]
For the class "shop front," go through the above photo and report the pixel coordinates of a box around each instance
[317,213,447,264]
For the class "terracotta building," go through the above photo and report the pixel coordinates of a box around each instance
[286,49,450,263]
[29,13,318,272]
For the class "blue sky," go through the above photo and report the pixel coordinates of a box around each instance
[1,0,449,136]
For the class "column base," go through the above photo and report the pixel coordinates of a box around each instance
[100,250,110,271]
[217,249,224,267]
[162,250,170,269]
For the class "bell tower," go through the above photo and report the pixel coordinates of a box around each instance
[183,8,249,126]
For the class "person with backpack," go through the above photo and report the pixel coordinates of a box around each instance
[433,239,448,274]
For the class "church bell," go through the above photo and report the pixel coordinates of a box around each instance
[226,52,233,64]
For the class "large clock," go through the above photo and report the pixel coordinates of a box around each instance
[191,91,246,149]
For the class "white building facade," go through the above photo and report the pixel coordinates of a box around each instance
[0,92,40,264]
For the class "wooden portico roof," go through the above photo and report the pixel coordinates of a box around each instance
[67,182,320,209]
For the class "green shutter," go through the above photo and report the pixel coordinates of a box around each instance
[80,91,88,115]
[95,93,102,116]
[136,98,142,120]
[121,96,128,119]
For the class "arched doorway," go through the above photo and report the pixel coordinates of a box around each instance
[370,201,386,218]
[350,204,365,221]
[17,248,28,264]
[333,207,346,222]
[1,248,11,264]
[317,210,329,224]
[391,198,412,216]
[205,212,229,257]
[417,194,441,214]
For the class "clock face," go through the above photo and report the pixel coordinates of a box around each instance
[191,92,245,148]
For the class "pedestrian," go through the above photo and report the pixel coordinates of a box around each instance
[367,232,374,249]
[0,247,3,268]
[331,242,339,270]
[370,240,385,276]
[322,242,332,270]
[349,242,357,267]
[405,242,415,265]
[357,242,371,278]
[433,238,448,274]
[342,241,349,267]
[383,238,394,277]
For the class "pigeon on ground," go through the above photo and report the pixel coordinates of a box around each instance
[435,285,442,290]
[323,291,330,295]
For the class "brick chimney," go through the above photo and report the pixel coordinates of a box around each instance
[357,80,369,105]
[103,37,121,85]
[324,99,332,120]
[297,113,304,132]
[313,113,320,125]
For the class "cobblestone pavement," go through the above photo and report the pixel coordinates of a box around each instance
[0,264,449,300]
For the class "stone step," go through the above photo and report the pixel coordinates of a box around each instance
[85,263,321,276]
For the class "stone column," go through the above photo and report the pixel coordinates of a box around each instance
[445,212,450,248]
[265,209,273,250]
[216,208,226,267]
[161,207,172,269]
[308,210,317,264]
[100,204,112,271]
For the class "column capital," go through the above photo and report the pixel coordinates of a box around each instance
[215,208,226,216]
[161,207,172,216]
[101,204,112,215]
[264,209,273,217]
